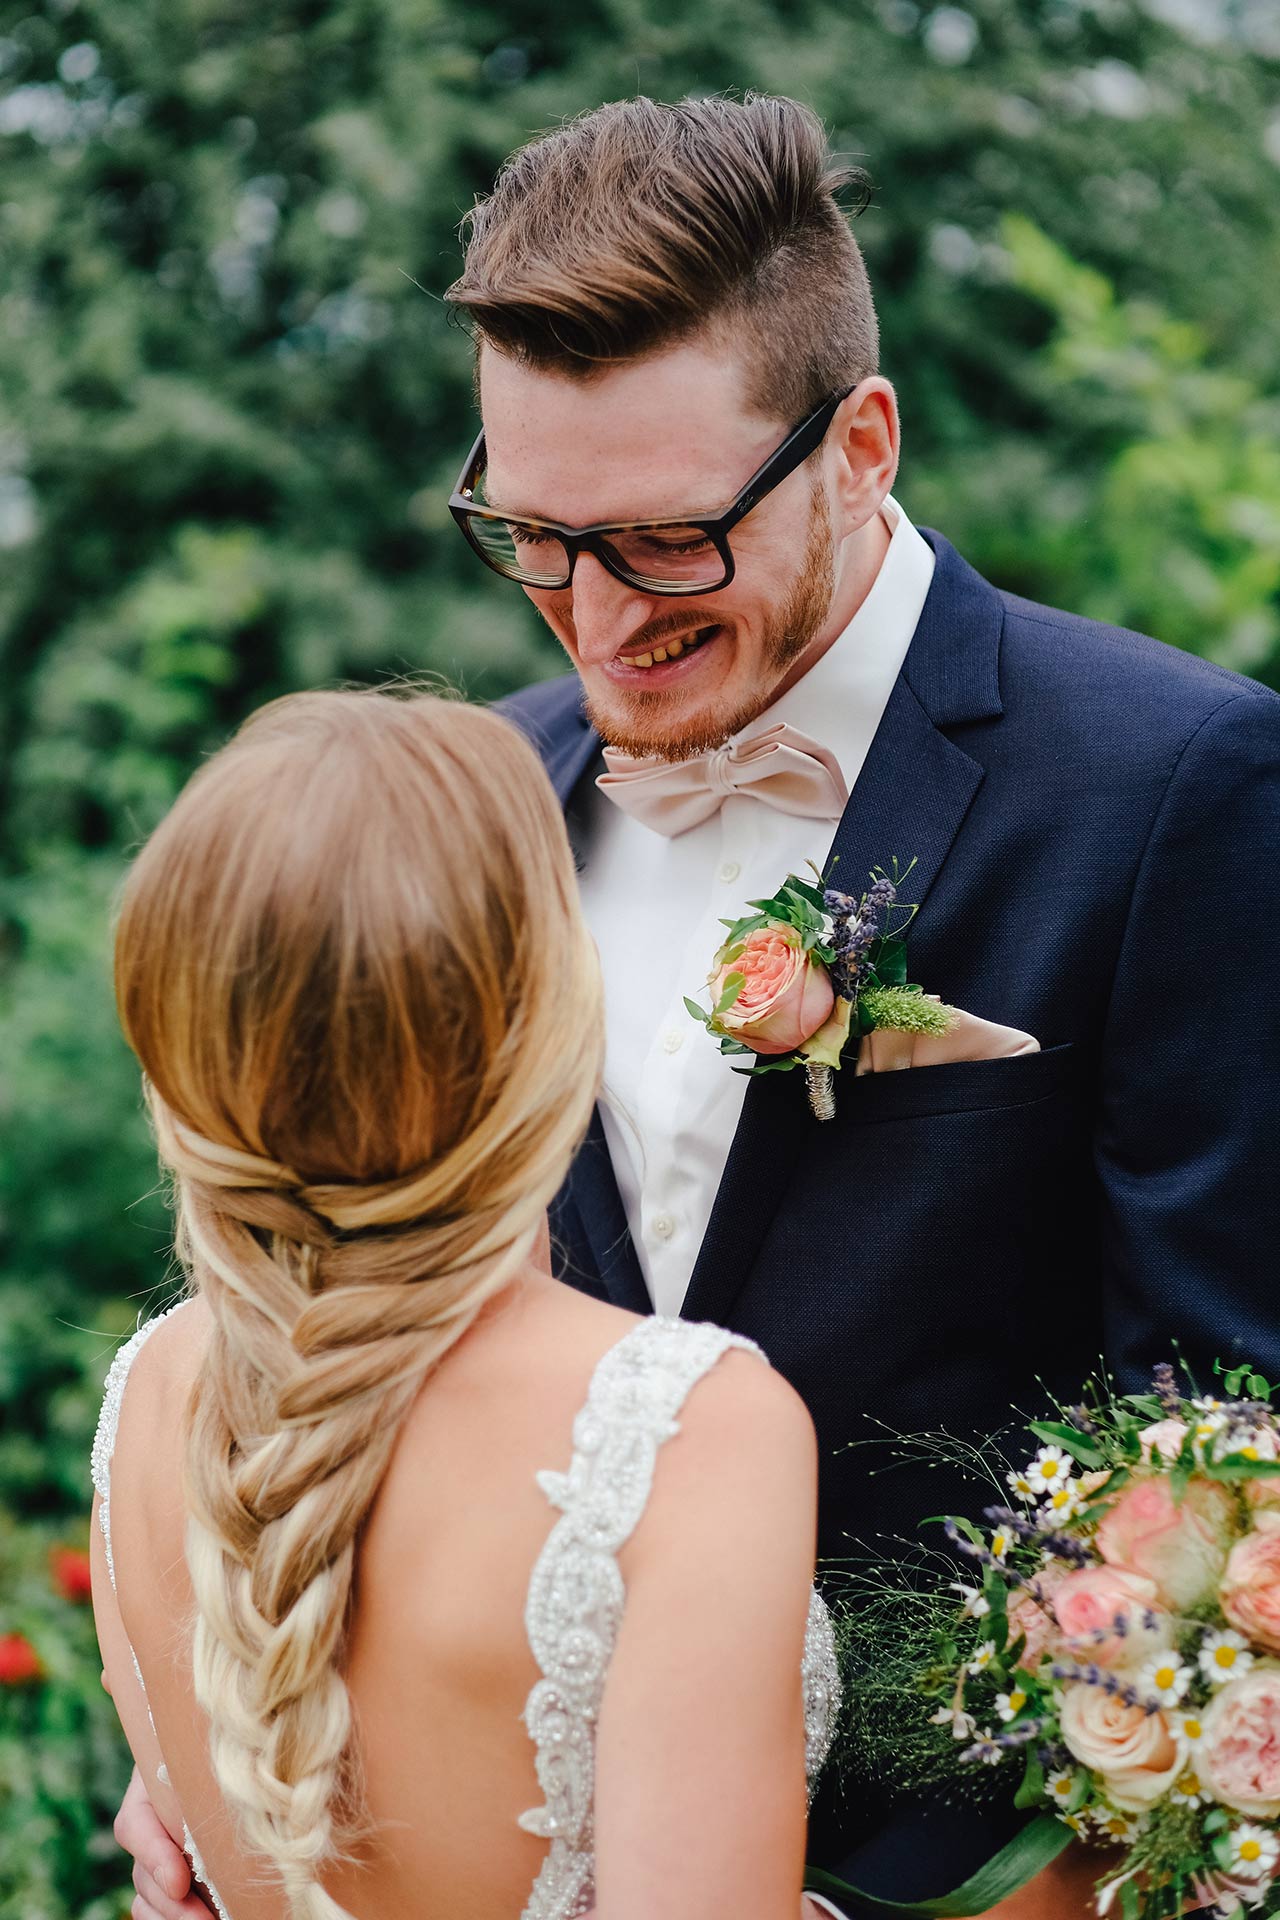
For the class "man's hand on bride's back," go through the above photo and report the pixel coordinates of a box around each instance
[115,1769,214,1920]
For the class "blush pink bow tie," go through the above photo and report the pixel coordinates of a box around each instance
[597,722,850,838]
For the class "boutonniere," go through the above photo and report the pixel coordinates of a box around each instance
[684,858,953,1121]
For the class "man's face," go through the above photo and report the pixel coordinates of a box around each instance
[479,339,845,761]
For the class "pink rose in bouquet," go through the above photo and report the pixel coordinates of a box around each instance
[1059,1685,1182,1810]
[1096,1473,1234,1611]
[708,924,834,1057]
[1007,1561,1071,1673]
[1052,1565,1172,1670]
[1222,1514,1280,1654]
[1200,1665,1280,1818]
[1138,1419,1189,1463]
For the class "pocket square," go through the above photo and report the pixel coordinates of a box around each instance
[853,1001,1040,1076]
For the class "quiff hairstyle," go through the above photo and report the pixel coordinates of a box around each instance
[447,92,879,423]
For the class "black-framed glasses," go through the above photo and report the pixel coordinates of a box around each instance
[447,386,853,596]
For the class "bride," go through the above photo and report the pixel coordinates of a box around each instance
[91,687,838,1920]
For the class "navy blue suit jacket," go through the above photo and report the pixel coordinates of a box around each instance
[501,529,1280,1899]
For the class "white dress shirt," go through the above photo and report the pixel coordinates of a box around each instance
[577,497,936,1320]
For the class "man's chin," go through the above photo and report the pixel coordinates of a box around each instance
[584,691,741,764]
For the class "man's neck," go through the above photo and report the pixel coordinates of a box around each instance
[760,506,894,711]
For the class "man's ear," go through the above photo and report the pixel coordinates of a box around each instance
[828,377,899,531]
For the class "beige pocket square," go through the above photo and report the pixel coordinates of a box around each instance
[854,1000,1040,1075]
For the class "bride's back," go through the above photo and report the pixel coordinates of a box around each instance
[101,1271,691,1918]
[96,689,819,1920]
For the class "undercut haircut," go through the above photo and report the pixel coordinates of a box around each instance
[446,92,880,424]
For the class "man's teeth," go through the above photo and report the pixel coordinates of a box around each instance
[619,629,709,669]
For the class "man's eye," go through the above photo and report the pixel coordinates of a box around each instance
[633,532,714,556]
[508,525,556,547]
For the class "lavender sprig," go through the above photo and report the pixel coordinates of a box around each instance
[823,874,896,1002]
[981,1505,1092,1567]
[959,1718,1048,1766]
[1048,1661,1159,1713]
[1152,1361,1181,1417]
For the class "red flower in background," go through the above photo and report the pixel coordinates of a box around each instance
[0,1633,42,1685]
[50,1545,93,1604]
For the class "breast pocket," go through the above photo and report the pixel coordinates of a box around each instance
[835,1041,1081,1127]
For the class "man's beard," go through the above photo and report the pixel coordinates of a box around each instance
[582,485,836,763]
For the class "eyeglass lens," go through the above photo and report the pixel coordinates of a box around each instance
[467,511,727,592]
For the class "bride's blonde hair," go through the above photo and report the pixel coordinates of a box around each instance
[114,689,603,1919]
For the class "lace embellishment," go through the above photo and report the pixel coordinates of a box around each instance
[517,1316,841,1920]
[92,1307,234,1920]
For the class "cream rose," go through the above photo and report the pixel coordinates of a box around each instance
[708,923,834,1057]
[1095,1472,1234,1611]
[1058,1684,1182,1810]
[1200,1665,1280,1818]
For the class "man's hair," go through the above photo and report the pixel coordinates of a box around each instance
[447,92,879,423]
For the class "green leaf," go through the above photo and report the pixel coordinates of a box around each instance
[785,875,828,911]
[1013,1750,1045,1811]
[803,1814,1072,1916]
[1170,1441,1196,1505]
[715,972,745,1015]
[872,934,909,988]
[1248,1373,1273,1399]
[1083,1467,1130,1503]
[1027,1420,1106,1469]
[683,995,710,1026]
[717,1036,752,1055]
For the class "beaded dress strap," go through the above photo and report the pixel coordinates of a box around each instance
[517,1316,764,1920]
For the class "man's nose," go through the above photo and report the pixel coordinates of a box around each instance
[568,552,656,666]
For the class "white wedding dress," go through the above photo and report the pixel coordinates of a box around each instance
[93,1310,841,1920]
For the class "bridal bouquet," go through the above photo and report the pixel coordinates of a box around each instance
[901,1362,1280,1918]
[684,857,953,1119]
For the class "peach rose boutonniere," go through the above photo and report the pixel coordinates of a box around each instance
[685,857,953,1120]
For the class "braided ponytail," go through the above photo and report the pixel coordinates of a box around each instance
[115,692,602,1917]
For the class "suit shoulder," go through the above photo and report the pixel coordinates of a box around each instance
[997,589,1280,738]
[495,668,585,758]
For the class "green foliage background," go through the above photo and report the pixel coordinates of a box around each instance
[1,0,1278,1910]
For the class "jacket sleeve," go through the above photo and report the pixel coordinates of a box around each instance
[1095,685,1280,1388]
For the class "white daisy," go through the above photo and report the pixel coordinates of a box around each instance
[1137,1653,1194,1707]
[967,1639,997,1676]
[1045,1768,1084,1810]
[1226,1823,1280,1881]
[1006,1466,1037,1503]
[995,1686,1029,1723]
[988,1525,1013,1563]
[1172,1707,1206,1748]
[1090,1807,1140,1844]
[1192,1396,1226,1415]
[1038,1482,1085,1525]
[1057,1808,1089,1836]
[1168,1764,1210,1808]
[1026,1447,1074,1496]
[1199,1628,1255,1688]
[950,1580,990,1621]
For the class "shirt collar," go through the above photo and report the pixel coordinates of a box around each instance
[738,495,936,793]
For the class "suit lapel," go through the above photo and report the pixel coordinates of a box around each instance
[679,532,1003,1327]
[522,694,655,1309]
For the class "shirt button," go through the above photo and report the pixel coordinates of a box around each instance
[652,1213,676,1240]
[662,1030,684,1054]
[720,860,741,884]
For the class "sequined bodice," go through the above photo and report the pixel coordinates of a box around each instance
[92,1312,839,1920]
[517,1316,840,1920]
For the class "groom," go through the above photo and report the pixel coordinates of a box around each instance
[119,92,1280,1919]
